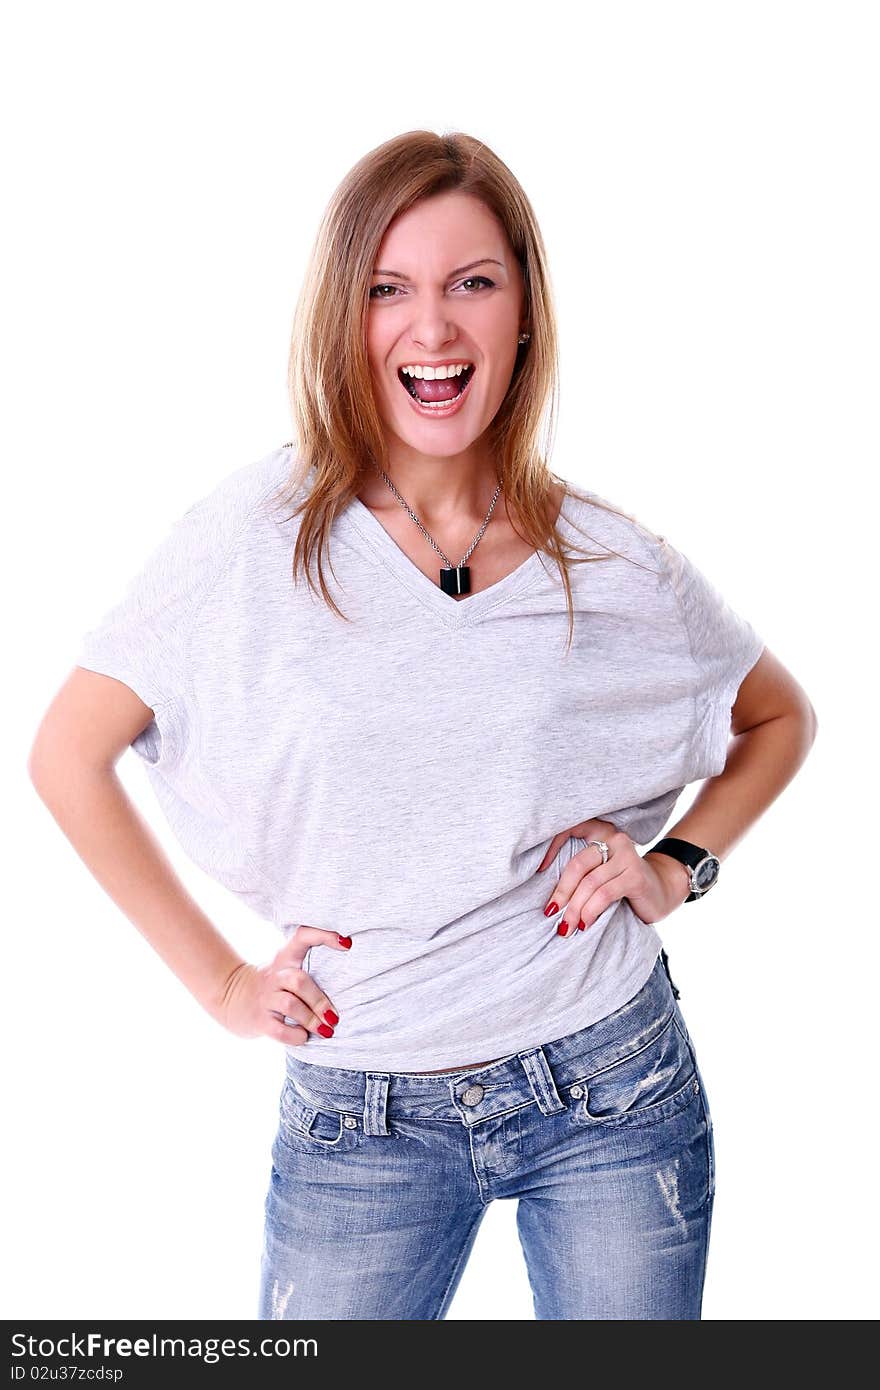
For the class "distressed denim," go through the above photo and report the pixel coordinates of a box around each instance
[258,950,715,1320]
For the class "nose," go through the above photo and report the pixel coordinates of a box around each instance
[408,292,461,351]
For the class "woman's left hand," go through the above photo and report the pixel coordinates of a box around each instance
[535,818,692,935]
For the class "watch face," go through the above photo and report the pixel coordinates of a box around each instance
[694,855,720,891]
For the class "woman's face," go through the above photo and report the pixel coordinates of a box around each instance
[366,190,528,465]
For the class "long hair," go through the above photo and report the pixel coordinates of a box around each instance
[271,129,659,650]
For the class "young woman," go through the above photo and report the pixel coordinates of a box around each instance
[30,130,816,1320]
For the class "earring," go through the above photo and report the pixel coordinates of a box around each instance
[518,333,530,344]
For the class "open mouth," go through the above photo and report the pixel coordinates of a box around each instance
[397,364,476,406]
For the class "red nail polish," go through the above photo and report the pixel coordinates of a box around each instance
[338,935,352,948]
[317,1023,334,1038]
[544,901,559,918]
[577,920,586,931]
[323,1009,339,1025]
[557,920,569,935]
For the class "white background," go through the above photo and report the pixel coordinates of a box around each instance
[5,0,876,1321]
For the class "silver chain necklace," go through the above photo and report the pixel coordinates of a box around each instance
[375,465,502,596]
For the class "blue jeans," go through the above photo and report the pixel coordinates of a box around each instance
[258,950,715,1320]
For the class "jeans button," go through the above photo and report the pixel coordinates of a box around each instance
[570,1084,584,1098]
[461,1084,484,1106]
[343,1115,358,1129]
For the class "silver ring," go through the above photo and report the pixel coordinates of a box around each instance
[584,839,609,864]
[282,1015,301,1028]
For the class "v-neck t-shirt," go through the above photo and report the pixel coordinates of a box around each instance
[75,444,766,1072]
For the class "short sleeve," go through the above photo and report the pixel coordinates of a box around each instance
[74,480,236,765]
[75,451,289,750]
[655,535,766,780]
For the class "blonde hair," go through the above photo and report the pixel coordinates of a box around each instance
[271,128,659,650]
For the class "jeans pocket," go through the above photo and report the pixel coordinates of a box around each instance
[566,1010,701,1129]
[276,1079,360,1151]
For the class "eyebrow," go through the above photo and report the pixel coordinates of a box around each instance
[371,258,505,281]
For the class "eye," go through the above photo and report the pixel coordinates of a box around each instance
[368,276,496,301]
[457,276,495,292]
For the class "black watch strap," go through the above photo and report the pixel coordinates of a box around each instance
[648,837,719,902]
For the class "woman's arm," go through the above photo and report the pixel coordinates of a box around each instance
[644,645,818,897]
[27,667,247,1021]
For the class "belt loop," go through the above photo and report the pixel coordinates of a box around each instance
[518,1046,567,1115]
[363,1072,391,1135]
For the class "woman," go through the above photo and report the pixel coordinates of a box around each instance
[30,130,817,1320]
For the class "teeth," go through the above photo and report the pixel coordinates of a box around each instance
[400,363,472,380]
[401,366,475,408]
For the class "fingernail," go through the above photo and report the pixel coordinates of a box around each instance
[577,920,586,931]
[338,935,352,948]
[323,1009,339,1025]
[557,920,570,936]
[317,1023,334,1038]
[544,901,559,918]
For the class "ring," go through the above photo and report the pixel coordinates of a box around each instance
[585,839,609,864]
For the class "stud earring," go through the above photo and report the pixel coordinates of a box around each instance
[518,333,531,344]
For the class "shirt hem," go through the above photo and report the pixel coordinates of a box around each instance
[285,940,663,1074]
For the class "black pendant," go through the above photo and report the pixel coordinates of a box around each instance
[440,565,471,595]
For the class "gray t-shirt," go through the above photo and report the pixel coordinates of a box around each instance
[75,445,765,1071]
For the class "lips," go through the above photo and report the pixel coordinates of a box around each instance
[396,363,477,418]
[398,364,475,402]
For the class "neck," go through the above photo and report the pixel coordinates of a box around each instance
[369,447,501,528]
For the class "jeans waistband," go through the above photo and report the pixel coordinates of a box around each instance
[283,951,677,1134]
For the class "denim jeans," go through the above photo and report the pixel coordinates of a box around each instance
[258,950,715,1320]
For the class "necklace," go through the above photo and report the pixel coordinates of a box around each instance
[375,466,502,595]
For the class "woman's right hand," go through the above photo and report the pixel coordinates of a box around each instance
[215,925,352,1044]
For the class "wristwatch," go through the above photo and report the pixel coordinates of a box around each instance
[646,837,721,902]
